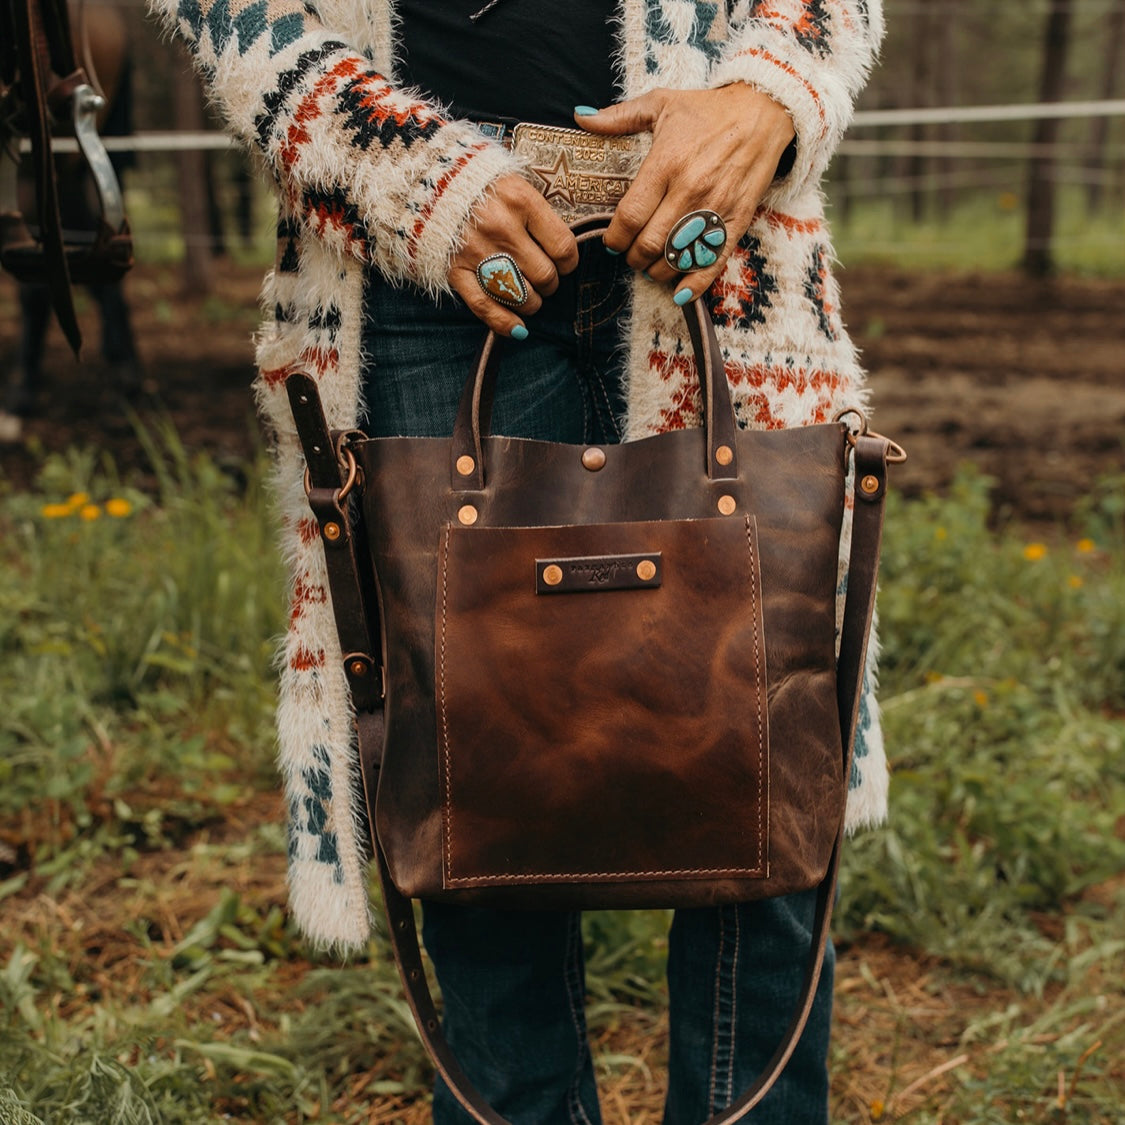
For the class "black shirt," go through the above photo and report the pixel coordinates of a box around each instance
[396,0,618,129]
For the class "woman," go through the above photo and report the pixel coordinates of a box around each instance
[153,0,887,1119]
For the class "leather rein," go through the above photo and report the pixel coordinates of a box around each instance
[1,0,133,355]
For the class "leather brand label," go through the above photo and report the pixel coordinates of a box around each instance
[536,552,663,595]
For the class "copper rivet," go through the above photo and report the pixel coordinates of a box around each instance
[581,447,607,472]
[543,564,563,586]
[861,474,880,494]
[717,495,737,516]
[458,505,479,526]
[636,560,657,582]
[715,444,733,466]
[323,521,341,541]
[349,660,367,677]
[456,455,476,476]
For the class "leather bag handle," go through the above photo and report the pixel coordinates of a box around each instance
[450,219,739,492]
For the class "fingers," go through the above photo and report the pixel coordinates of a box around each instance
[582,85,795,305]
[573,90,663,137]
[450,267,532,340]
[450,174,579,338]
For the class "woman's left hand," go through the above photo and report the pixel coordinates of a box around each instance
[575,85,794,302]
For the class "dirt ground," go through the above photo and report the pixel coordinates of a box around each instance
[1,262,1123,524]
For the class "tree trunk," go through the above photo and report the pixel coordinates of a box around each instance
[172,57,212,294]
[1085,0,1125,211]
[1023,0,1073,277]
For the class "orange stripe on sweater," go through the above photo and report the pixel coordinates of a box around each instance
[279,56,363,171]
[408,144,491,263]
[732,46,826,127]
[261,364,295,388]
[760,209,823,236]
[290,645,326,672]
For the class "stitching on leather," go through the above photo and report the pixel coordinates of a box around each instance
[438,525,453,885]
[747,514,767,874]
[445,862,764,885]
[444,517,769,887]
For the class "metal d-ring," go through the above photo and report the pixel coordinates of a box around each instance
[833,408,908,464]
[303,445,359,498]
[833,407,869,447]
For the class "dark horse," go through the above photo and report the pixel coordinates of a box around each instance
[1,0,138,421]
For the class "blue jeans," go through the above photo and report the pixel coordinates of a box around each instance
[361,250,834,1124]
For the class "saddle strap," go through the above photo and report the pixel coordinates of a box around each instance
[8,0,84,353]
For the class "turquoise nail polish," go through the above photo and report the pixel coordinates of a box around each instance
[574,105,599,117]
[673,287,693,306]
[604,245,621,256]
[510,324,529,341]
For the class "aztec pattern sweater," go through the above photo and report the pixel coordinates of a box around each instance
[151,0,888,951]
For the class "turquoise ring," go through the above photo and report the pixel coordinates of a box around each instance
[665,210,727,273]
[476,253,529,308]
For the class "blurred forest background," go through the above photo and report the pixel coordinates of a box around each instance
[1,0,1124,1122]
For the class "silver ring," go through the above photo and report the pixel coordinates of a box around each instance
[665,210,727,273]
[476,253,529,308]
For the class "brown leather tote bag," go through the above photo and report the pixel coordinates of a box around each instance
[286,236,901,1122]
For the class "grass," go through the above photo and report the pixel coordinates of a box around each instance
[1,437,1123,1122]
[827,185,1125,277]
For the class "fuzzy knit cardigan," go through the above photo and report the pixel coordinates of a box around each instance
[152,0,888,951]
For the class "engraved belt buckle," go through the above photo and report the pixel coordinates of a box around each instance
[510,123,650,222]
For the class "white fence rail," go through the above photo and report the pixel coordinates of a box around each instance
[23,100,1125,156]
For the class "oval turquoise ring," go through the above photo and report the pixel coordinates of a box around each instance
[665,210,728,273]
[476,253,529,308]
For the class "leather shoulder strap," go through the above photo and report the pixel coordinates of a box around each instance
[352,431,894,1124]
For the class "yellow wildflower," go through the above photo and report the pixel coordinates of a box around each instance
[870,1099,886,1121]
[79,504,101,521]
[973,690,989,708]
[1022,542,1048,562]
[934,527,947,541]
[1067,575,1084,590]
[1076,538,1096,554]
[41,503,73,519]
[104,497,133,518]
[66,491,90,508]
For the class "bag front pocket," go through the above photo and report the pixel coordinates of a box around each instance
[435,515,769,892]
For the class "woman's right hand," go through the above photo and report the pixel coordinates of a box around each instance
[448,174,579,337]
